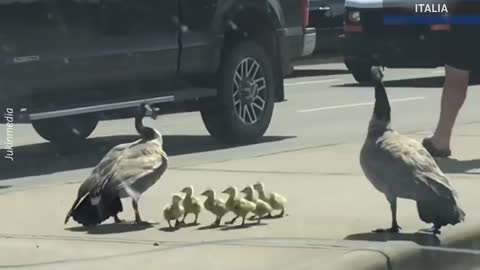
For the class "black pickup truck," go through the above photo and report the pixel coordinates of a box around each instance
[1,0,314,146]
[341,0,451,83]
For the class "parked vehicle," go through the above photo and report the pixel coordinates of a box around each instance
[1,0,314,146]
[341,0,447,83]
[307,0,345,54]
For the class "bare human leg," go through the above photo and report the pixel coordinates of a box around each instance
[427,65,469,154]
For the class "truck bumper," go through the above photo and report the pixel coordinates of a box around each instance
[342,32,448,68]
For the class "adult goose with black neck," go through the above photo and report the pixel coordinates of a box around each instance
[359,67,465,235]
[65,103,168,226]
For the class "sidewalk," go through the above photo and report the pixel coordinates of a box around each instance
[1,123,480,269]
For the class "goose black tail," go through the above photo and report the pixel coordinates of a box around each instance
[69,195,123,227]
[417,198,465,228]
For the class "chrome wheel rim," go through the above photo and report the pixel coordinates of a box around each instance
[232,57,267,125]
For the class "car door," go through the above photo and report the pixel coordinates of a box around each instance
[128,0,180,90]
[177,0,217,79]
[0,0,64,107]
[47,0,137,92]
[57,0,180,94]
[309,0,344,52]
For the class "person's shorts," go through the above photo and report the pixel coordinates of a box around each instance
[444,28,480,72]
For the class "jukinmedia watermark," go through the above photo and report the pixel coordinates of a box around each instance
[3,107,14,162]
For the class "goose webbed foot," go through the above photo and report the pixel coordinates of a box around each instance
[226,216,239,225]
[179,214,187,225]
[420,226,441,235]
[133,215,153,225]
[193,214,199,225]
[373,224,402,233]
[240,216,247,227]
[375,197,401,233]
[113,215,125,224]
[134,220,153,225]
[214,217,223,227]
[132,200,149,225]
[174,219,182,228]
[211,221,219,227]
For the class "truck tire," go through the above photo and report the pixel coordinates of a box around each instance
[201,41,275,144]
[32,114,98,145]
[345,59,372,84]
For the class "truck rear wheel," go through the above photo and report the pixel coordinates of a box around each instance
[201,41,275,144]
[32,114,98,145]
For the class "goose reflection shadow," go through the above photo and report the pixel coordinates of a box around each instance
[66,221,157,235]
[345,231,441,246]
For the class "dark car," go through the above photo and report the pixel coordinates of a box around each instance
[341,0,449,83]
[1,0,314,146]
[307,0,345,54]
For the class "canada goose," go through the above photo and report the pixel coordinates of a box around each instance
[180,186,202,224]
[241,185,272,224]
[360,67,465,234]
[222,186,256,226]
[64,103,168,226]
[253,182,287,217]
[201,188,228,226]
[163,193,185,228]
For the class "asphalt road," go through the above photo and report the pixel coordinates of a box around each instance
[1,62,480,192]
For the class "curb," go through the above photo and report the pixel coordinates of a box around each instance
[327,241,422,270]
[441,223,480,249]
[329,225,480,270]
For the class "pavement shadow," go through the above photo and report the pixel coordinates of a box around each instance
[262,214,287,220]
[345,232,441,246]
[179,222,200,228]
[159,226,181,232]
[286,69,350,79]
[66,222,155,235]
[220,223,266,231]
[334,76,446,88]
[334,75,480,88]
[197,224,222,230]
[0,134,294,181]
[436,158,480,174]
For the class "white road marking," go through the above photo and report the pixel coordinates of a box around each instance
[298,97,426,113]
[432,69,445,74]
[285,79,341,87]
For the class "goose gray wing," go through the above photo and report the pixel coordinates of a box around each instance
[77,141,135,199]
[100,139,168,199]
[366,131,456,200]
[65,141,135,223]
